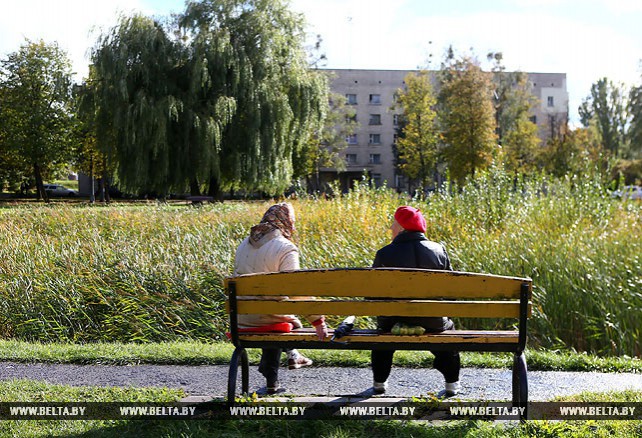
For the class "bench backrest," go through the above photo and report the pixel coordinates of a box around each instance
[225,268,531,340]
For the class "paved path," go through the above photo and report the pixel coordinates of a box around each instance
[3,362,642,401]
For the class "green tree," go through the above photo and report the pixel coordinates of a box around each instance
[579,78,628,158]
[181,0,327,197]
[90,0,327,198]
[0,128,28,192]
[487,52,541,173]
[74,74,114,202]
[0,39,75,201]
[90,14,227,197]
[628,83,642,159]
[394,71,439,191]
[502,117,541,173]
[295,91,355,192]
[439,52,497,185]
[538,125,603,177]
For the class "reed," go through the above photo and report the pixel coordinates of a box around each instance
[0,170,639,356]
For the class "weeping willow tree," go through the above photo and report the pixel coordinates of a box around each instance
[75,68,117,202]
[181,0,327,196]
[90,0,327,197]
[90,14,235,196]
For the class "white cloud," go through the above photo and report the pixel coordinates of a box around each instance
[0,0,151,80]
[596,0,642,14]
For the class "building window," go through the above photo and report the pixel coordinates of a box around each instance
[393,114,400,126]
[346,134,358,145]
[393,133,398,144]
[346,94,357,105]
[346,154,357,165]
[369,114,381,125]
[395,174,404,189]
[369,94,381,105]
[369,154,381,164]
[369,134,381,145]
[529,115,537,124]
[547,96,554,107]
[372,173,382,187]
[345,114,357,123]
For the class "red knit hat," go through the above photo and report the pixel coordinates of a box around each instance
[394,206,427,233]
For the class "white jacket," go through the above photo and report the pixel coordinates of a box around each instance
[234,229,322,328]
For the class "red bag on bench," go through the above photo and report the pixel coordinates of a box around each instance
[226,322,294,339]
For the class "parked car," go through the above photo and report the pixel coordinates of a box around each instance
[43,184,78,197]
[612,185,642,200]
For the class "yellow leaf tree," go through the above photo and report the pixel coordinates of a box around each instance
[394,71,439,192]
[439,54,497,185]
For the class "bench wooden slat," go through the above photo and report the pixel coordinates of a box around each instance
[238,329,519,344]
[235,299,531,318]
[225,268,531,299]
[225,268,531,415]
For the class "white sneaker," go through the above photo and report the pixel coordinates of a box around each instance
[286,349,313,370]
[445,381,460,397]
[288,354,313,370]
[373,381,388,394]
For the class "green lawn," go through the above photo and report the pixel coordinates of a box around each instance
[1,340,640,373]
[1,379,640,437]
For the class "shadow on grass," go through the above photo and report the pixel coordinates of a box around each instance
[60,419,490,438]
[65,418,642,438]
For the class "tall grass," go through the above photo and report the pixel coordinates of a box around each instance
[0,171,640,356]
[419,171,641,357]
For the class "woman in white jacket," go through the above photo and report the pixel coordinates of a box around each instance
[234,202,328,394]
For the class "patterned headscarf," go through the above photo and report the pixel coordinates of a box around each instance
[249,203,295,243]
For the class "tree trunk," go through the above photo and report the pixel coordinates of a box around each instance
[207,175,223,202]
[89,156,95,204]
[315,167,321,193]
[101,157,111,202]
[190,178,201,196]
[98,178,106,202]
[33,163,49,203]
[103,170,111,203]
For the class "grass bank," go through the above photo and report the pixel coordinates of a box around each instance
[1,340,640,373]
[0,170,640,357]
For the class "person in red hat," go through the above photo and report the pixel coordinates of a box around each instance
[370,206,461,397]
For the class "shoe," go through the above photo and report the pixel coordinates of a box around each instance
[444,381,460,397]
[288,354,313,370]
[373,381,388,394]
[266,380,281,395]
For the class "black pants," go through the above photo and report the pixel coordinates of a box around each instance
[371,317,460,384]
[257,348,294,384]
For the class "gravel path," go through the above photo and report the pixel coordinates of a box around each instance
[3,362,642,401]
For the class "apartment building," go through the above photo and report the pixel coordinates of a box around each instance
[321,69,568,192]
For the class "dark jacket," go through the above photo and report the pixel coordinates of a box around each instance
[373,232,452,271]
[372,231,453,331]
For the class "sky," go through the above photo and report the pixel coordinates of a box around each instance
[1,0,641,124]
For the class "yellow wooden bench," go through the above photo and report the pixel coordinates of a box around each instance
[225,268,532,417]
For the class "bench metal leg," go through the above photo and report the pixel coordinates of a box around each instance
[512,351,528,420]
[241,347,249,394]
[227,347,249,405]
